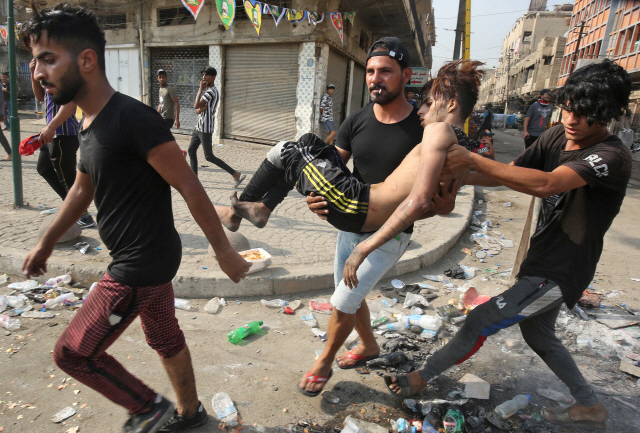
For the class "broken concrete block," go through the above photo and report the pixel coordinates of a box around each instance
[208,228,250,257]
[505,339,522,348]
[39,215,82,243]
[620,361,640,377]
[460,373,490,399]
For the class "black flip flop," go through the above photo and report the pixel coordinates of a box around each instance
[297,370,333,397]
[542,407,607,431]
[383,375,414,399]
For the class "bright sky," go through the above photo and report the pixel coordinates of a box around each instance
[431,0,567,73]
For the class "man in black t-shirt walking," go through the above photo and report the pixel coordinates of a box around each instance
[386,60,631,430]
[20,5,250,433]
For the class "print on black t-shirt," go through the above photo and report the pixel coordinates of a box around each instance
[513,124,632,308]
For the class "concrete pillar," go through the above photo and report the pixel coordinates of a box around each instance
[209,45,224,143]
[345,59,355,118]
[294,42,317,140]
[312,44,330,139]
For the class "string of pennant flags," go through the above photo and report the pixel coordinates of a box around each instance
[182,0,355,45]
[0,24,22,46]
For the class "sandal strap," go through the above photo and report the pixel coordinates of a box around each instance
[306,374,329,383]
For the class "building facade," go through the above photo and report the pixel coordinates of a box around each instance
[557,0,640,134]
[477,4,572,113]
[2,0,434,145]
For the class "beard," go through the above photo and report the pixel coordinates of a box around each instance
[44,61,85,105]
[369,84,402,105]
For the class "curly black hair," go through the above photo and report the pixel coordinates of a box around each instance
[20,3,106,71]
[555,59,631,126]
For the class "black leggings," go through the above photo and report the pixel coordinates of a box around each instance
[419,276,599,407]
[188,130,236,177]
[37,135,79,200]
[238,159,293,211]
[0,128,10,155]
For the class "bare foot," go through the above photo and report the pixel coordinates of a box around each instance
[336,344,380,368]
[387,370,428,396]
[298,360,332,395]
[215,205,242,232]
[230,192,271,229]
[542,401,608,424]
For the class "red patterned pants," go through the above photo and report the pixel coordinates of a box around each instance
[53,273,186,414]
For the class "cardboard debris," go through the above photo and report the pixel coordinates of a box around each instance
[620,361,640,378]
[459,373,490,400]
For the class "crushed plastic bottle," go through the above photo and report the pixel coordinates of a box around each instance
[0,295,7,313]
[212,392,238,426]
[536,388,575,407]
[7,294,27,309]
[403,293,429,309]
[261,299,288,308]
[204,297,222,314]
[421,418,438,433]
[43,293,77,309]
[228,321,263,343]
[391,418,408,433]
[299,310,318,327]
[309,298,333,314]
[381,298,398,308]
[443,408,464,432]
[495,394,532,419]
[423,275,441,282]
[378,322,408,331]
[0,314,20,331]
[7,280,39,291]
[174,298,193,311]
[45,274,72,286]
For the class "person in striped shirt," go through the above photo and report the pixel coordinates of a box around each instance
[188,66,245,188]
[30,58,95,228]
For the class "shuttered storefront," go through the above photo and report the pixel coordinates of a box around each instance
[326,50,349,129]
[349,64,366,116]
[150,46,209,130]
[224,44,299,144]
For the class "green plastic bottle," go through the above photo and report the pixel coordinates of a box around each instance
[227,321,263,343]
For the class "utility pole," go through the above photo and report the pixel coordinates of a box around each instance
[503,50,512,131]
[570,21,587,75]
[452,0,465,61]
[8,0,23,206]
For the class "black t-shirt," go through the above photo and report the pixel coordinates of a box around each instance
[335,103,423,233]
[78,92,182,287]
[514,124,631,308]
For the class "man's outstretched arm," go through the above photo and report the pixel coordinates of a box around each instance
[147,141,251,282]
[445,145,586,198]
[342,123,456,288]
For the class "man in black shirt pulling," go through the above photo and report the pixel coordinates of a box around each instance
[386,60,632,431]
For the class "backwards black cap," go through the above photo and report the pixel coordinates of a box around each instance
[366,37,410,67]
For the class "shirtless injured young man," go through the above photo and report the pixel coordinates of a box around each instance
[217,61,484,284]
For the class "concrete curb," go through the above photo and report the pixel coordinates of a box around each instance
[1,186,474,298]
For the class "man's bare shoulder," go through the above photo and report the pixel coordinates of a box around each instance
[421,122,458,149]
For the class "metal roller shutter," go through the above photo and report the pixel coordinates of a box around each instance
[150,46,209,130]
[326,50,349,129]
[349,64,366,115]
[224,44,299,144]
